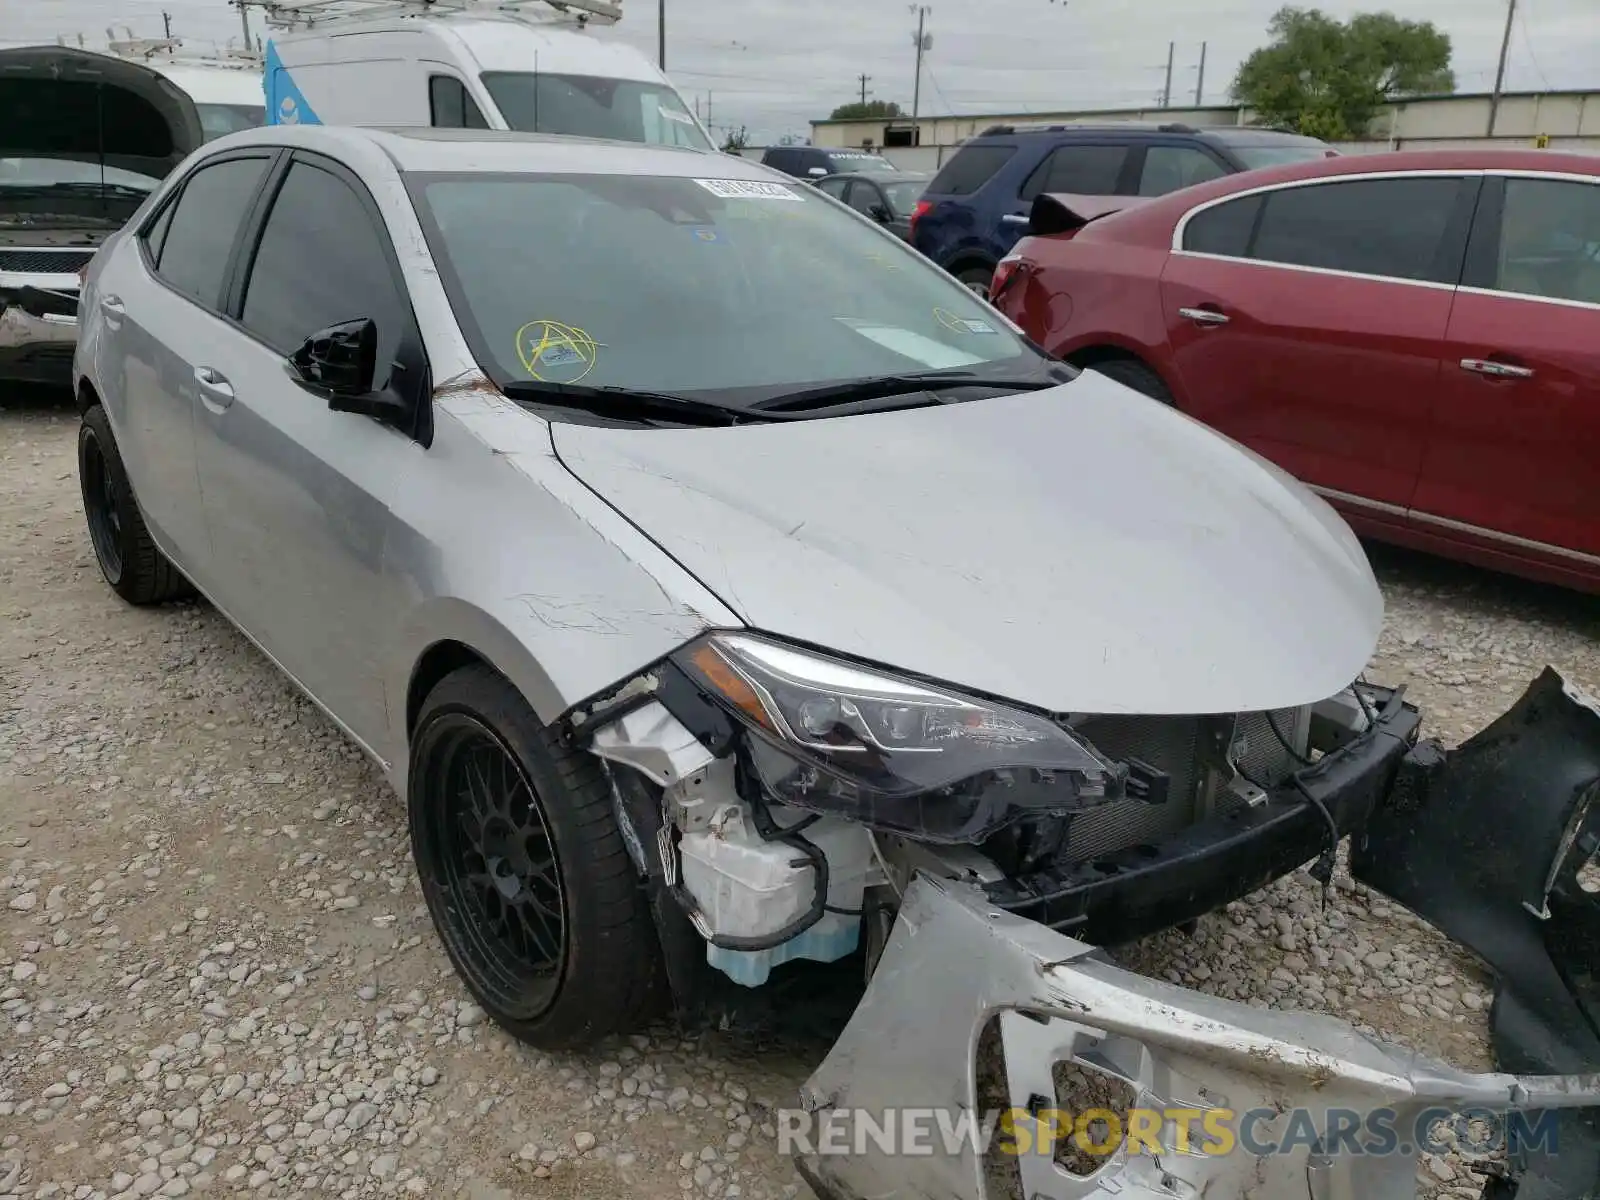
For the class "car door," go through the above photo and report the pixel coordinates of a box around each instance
[1413,171,1600,563]
[191,151,429,753]
[94,150,276,580]
[1159,173,1477,510]
[1004,142,1132,255]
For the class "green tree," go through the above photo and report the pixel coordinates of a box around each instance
[1232,7,1455,140]
[721,125,750,153]
[829,99,904,120]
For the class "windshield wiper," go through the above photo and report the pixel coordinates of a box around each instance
[0,182,152,201]
[749,369,1065,415]
[498,379,760,426]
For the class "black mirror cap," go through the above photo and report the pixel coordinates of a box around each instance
[290,318,378,398]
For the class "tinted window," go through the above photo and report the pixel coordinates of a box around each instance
[154,157,270,307]
[197,103,265,141]
[241,162,405,385]
[927,144,1016,196]
[1251,178,1462,283]
[1020,145,1127,200]
[143,196,178,263]
[1494,178,1600,305]
[1183,194,1263,257]
[882,178,928,214]
[762,149,794,173]
[429,76,489,129]
[846,182,880,216]
[1139,145,1228,196]
[817,176,850,199]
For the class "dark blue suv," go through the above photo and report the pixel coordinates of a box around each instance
[910,122,1333,291]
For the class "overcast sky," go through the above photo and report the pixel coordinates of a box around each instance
[7,0,1594,142]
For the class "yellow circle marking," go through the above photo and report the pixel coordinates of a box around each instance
[933,306,968,332]
[515,319,599,384]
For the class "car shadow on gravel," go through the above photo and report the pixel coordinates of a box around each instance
[1365,540,1599,634]
[0,382,75,413]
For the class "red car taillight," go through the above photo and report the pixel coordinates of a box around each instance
[989,255,1033,308]
[909,199,933,238]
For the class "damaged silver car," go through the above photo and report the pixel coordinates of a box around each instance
[0,45,203,386]
[70,124,1599,1199]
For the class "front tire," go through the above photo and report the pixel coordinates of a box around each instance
[78,404,194,605]
[408,664,662,1049]
[1092,358,1175,406]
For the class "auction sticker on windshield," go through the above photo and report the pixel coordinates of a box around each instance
[694,178,802,201]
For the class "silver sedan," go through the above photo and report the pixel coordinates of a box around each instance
[71,125,1600,1200]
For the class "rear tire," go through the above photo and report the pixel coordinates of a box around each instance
[408,664,663,1049]
[1091,358,1174,406]
[78,404,195,605]
[956,264,995,296]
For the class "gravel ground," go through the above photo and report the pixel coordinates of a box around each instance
[4,389,1599,1200]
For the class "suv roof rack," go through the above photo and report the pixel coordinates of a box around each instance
[980,120,1202,137]
[240,0,621,30]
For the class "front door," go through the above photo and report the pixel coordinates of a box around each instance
[1414,172,1600,563]
[192,152,426,754]
[1159,173,1476,510]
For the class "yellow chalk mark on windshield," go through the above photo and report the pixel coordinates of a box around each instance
[515,320,600,384]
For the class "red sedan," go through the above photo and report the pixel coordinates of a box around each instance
[992,149,1600,593]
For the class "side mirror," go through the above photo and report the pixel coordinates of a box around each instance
[807,166,828,178]
[288,318,411,426]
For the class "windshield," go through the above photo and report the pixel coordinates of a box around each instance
[882,178,929,215]
[481,72,712,150]
[827,152,897,174]
[198,102,265,141]
[410,171,1038,404]
[0,156,162,192]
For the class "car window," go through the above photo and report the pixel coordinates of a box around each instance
[817,176,849,199]
[410,171,1036,403]
[197,103,266,141]
[1249,177,1462,283]
[881,178,927,214]
[151,157,270,308]
[846,182,880,216]
[927,144,1016,196]
[1182,194,1263,257]
[430,76,489,129]
[1019,145,1127,201]
[1494,177,1600,306]
[240,161,406,386]
[1138,146,1228,196]
[480,72,712,151]
[143,195,178,264]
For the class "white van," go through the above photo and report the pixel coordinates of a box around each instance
[145,60,267,140]
[261,0,715,151]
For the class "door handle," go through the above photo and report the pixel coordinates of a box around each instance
[98,294,125,325]
[1460,358,1534,380]
[194,365,235,411]
[1179,306,1230,327]
[1001,213,1030,227]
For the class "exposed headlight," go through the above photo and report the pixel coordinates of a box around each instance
[668,633,1120,841]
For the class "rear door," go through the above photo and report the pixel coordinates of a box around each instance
[96,150,275,577]
[1159,172,1476,509]
[1414,171,1600,564]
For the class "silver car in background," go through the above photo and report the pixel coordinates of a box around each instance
[71,125,1600,1200]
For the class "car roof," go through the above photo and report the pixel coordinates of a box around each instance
[972,121,1313,141]
[199,124,760,177]
[1187,146,1600,194]
[825,170,928,182]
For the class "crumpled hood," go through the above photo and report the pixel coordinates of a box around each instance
[0,46,204,179]
[552,372,1384,716]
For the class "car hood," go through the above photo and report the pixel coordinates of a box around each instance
[551,373,1384,716]
[0,46,204,179]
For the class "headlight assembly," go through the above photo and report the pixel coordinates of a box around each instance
[667,633,1122,842]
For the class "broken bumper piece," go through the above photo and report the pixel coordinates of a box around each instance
[796,874,1600,1200]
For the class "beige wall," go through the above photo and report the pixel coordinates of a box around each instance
[812,91,1600,157]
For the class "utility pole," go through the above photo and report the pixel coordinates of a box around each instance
[1161,41,1174,108]
[1195,41,1207,106]
[162,10,173,38]
[858,73,872,105]
[657,0,665,70]
[706,90,712,129]
[910,6,931,142]
[1487,0,1517,136]
[234,2,251,48]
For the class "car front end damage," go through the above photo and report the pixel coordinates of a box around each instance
[572,641,1600,1200]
